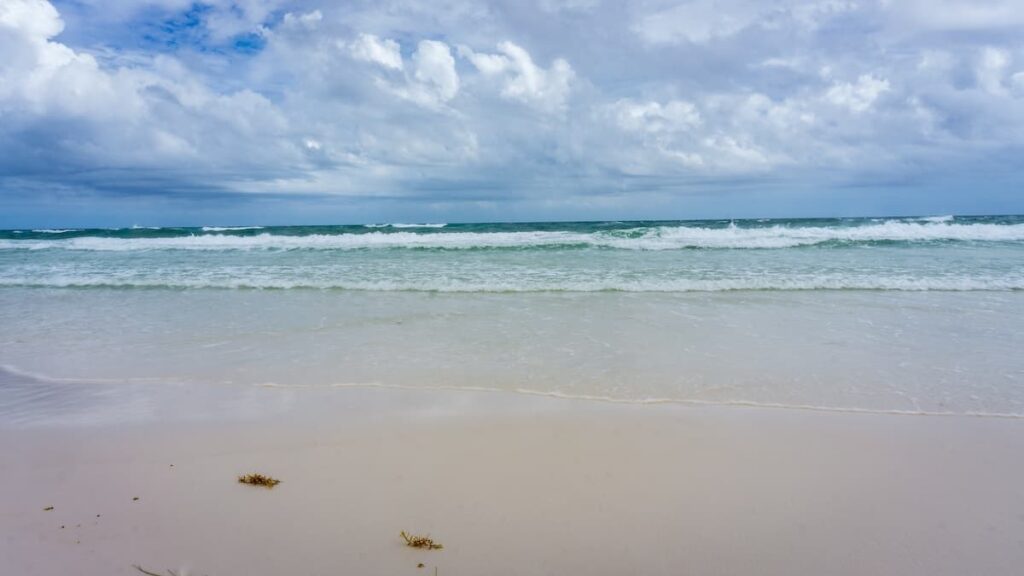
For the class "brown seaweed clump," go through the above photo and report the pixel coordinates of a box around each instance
[401,531,443,550]
[237,473,281,488]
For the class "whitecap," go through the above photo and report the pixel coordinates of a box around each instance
[1,219,1022,252]
[364,223,447,228]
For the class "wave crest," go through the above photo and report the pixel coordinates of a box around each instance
[363,223,447,229]
[2,219,1023,251]
[200,226,265,232]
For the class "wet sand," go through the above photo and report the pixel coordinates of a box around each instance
[2,381,1024,575]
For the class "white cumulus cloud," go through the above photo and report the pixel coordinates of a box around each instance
[412,40,460,102]
[348,33,404,71]
[461,41,574,112]
[610,99,702,133]
[825,74,891,112]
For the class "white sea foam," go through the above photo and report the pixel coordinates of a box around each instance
[31,229,78,234]
[364,223,447,228]
[1,219,1023,251]
[201,226,265,232]
[2,273,1021,292]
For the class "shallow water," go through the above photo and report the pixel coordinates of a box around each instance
[2,216,1023,417]
[2,288,1022,416]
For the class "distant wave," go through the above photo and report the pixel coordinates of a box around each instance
[364,223,447,228]
[201,226,265,232]
[3,219,1024,251]
[31,229,78,234]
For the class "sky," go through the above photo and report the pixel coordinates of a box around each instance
[1,0,1023,227]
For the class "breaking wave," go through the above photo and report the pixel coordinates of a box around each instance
[363,223,448,229]
[200,226,265,232]
[2,220,1023,251]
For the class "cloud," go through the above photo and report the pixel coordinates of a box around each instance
[976,47,1011,95]
[632,0,857,45]
[537,0,601,13]
[599,98,705,169]
[348,33,404,71]
[596,93,811,174]
[2,0,1024,223]
[281,10,323,31]
[825,74,891,112]
[885,0,1024,32]
[0,0,63,38]
[1012,72,1024,97]
[0,0,143,125]
[610,99,702,133]
[633,0,758,44]
[411,40,459,101]
[0,0,303,182]
[460,41,574,112]
[358,38,461,108]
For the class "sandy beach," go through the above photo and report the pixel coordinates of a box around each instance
[3,376,1023,576]
[4,0,1024,573]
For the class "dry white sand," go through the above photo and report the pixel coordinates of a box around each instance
[2,385,1024,575]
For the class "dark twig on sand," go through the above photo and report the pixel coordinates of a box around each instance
[401,531,444,550]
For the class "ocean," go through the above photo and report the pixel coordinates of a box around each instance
[2,215,1023,417]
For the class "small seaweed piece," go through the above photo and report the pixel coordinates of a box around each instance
[401,531,443,550]
[238,473,281,488]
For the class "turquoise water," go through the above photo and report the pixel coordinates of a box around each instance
[2,215,1023,291]
[1,215,1023,417]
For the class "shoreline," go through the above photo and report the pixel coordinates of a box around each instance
[3,380,1024,575]
[4,365,1024,426]
[5,288,1023,419]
